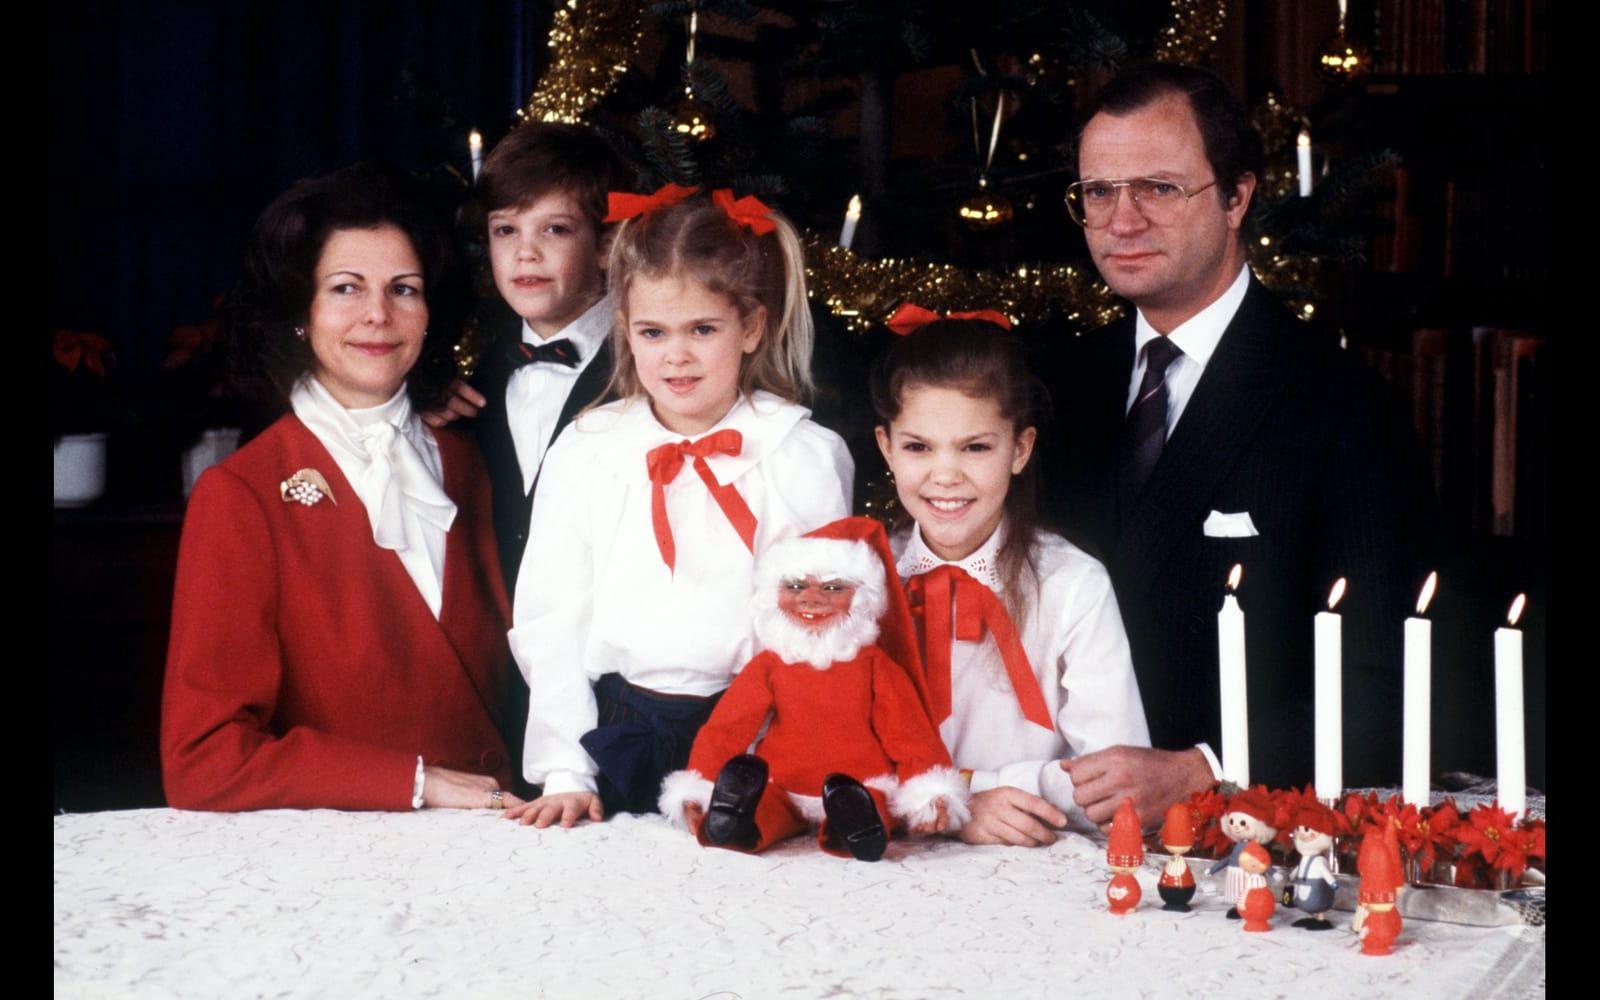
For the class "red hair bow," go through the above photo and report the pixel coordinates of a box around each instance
[710,188,777,235]
[885,302,1013,336]
[604,183,699,223]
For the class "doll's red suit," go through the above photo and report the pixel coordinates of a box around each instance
[660,517,969,851]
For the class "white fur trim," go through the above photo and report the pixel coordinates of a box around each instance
[788,792,826,824]
[658,770,713,831]
[751,602,879,670]
[891,766,972,829]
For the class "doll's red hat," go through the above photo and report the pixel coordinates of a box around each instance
[1358,823,1403,904]
[1225,788,1276,826]
[1107,798,1145,868]
[1294,802,1337,837]
[1160,802,1195,848]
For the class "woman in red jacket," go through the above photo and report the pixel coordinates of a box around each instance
[161,162,522,812]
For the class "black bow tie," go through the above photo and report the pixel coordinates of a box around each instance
[507,338,581,370]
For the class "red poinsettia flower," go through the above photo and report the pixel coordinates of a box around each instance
[1455,803,1519,868]
[1271,784,1318,849]
[1401,800,1461,868]
[1186,786,1232,857]
[1489,827,1533,881]
[1338,790,1380,838]
[1522,817,1546,865]
[1359,794,1409,843]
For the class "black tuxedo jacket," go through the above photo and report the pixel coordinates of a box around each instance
[1041,279,1440,789]
[468,303,615,593]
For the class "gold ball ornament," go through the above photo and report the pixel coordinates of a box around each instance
[1317,32,1371,82]
[671,96,716,142]
[958,181,1014,231]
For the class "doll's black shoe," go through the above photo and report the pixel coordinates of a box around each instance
[704,754,767,849]
[1292,917,1333,930]
[821,773,887,862]
[1225,907,1241,919]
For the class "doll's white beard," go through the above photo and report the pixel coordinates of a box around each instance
[753,603,880,670]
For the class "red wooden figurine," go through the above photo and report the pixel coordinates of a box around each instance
[1106,798,1144,914]
[1157,802,1197,911]
[1238,841,1276,932]
[1354,822,1404,955]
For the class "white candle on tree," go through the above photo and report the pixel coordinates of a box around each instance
[1495,594,1528,819]
[469,129,484,182]
[1314,577,1346,802]
[1403,572,1438,806]
[1297,128,1313,197]
[839,194,862,250]
[1217,563,1248,787]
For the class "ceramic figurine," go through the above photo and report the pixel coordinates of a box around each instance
[1353,823,1404,955]
[1157,802,1197,912]
[1237,841,1275,932]
[1106,798,1144,914]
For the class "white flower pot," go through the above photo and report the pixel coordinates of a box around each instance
[53,432,109,508]
[181,427,243,496]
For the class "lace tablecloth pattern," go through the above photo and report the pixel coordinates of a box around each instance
[55,809,1545,999]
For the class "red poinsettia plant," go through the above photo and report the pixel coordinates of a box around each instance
[1454,803,1545,882]
[53,329,116,438]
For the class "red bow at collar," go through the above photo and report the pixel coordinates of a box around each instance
[906,564,1053,731]
[885,302,1013,336]
[644,429,758,572]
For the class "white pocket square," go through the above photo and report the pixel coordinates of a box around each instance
[1203,510,1259,538]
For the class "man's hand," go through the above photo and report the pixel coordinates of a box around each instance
[1061,746,1215,829]
[959,787,1068,847]
[421,379,487,428]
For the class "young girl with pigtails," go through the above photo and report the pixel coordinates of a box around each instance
[503,185,853,828]
[871,311,1152,846]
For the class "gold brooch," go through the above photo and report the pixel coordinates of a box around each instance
[280,468,337,507]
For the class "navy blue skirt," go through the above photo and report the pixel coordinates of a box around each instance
[578,673,722,816]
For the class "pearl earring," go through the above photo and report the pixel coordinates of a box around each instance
[294,326,306,340]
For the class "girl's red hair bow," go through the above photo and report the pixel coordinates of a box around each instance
[604,183,699,223]
[710,188,777,235]
[885,302,1013,336]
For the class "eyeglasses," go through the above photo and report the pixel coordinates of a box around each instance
[1064,177,1219,228]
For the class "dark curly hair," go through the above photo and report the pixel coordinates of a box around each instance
[227,161,466,412]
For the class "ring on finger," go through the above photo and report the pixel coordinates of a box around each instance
[489,789,505,810]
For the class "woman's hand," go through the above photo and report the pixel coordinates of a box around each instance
[502,790,604,828]
[421,766,524,810]
[959,787,1067,846]
[683,802,704,837]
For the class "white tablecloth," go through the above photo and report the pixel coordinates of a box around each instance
[54,809,1545,999]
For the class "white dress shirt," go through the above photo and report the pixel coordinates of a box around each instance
[506,294,616,494]
[511,391,854,795]
[1125,263,1252,435]
[894,522,1150,831]
[290,376,454,618]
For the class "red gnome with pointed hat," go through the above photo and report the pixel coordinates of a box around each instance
[660,517,969,861]
[1157,802,1197,911]
[1106,798,1144,914]
[1354,822,1404,955]
[1238,841,1276,931]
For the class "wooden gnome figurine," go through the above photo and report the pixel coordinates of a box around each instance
[1105,797,1144,914]
[1207,788,1279,919]
[1237,841,1276,932]
[1285,802,1339,930]
[661,517,969,861]
[1157,802,1197,911]
[1353,822,1404,956]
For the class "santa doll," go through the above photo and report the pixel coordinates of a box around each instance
[1157,802,1197,912]
[1105,798,1143,914]
[1207,788,1279,919]
[660,517,969,861]
[1285,802,1339,930]
[1237,841,1275,932]
[1352,822,1404,955]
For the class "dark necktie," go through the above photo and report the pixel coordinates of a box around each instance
[506,338,581,370]
[1118,336,1183,515]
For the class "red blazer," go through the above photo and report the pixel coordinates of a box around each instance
[161,414,515,810]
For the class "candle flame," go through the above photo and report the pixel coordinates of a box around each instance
[1416,571,1438,615]
[1507,593,1526,627]
[1327,577,1346,611]
[1297,128,1311,148]
[846,194,861,221]
[468,129,483,153]
[1226,563,1242,591]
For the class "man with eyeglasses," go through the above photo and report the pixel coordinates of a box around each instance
[1033,63,1438,838]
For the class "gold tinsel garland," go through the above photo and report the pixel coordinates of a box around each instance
[1153,0,1229,65]
[518,0,645,124]
[801,230,1124,334]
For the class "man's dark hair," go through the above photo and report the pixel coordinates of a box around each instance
[1077,62,1264,209]
[475,122,630,231]
[228,160,466,412]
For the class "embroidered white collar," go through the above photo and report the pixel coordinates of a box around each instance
[896,520,1005,592]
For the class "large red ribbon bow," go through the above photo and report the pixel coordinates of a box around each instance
[885,302,1013,336]
[644,429,758,572]
[710,188,777,235]
[605,183,700,223]
[906,564,1053,731]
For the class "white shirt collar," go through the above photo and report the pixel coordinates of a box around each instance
[895,519,1006,592]
[1133,264,1251,369]
[519,292,615,362]
[574,390,811,482]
